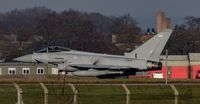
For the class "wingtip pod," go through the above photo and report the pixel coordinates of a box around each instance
[126,29,173,62]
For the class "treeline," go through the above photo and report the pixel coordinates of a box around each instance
[0,6,199,60]
[0,7,141,60]
[165,16,200,55]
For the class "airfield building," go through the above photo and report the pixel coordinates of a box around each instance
[148,55,189,79]
[0,63,58,75]
[148,53,200,79]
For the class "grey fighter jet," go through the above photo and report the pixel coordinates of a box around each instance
[13,29,173,78]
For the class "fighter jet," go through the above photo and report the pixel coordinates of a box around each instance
[13,29,173,78]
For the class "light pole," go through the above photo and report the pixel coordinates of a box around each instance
[165,49,168,85]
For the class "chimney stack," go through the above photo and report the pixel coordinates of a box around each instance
[156,11,171,33]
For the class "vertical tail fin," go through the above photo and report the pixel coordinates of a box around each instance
[126,29,173,62]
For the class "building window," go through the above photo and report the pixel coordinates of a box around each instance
[22,68,30,75]
[153,72,163,79]
[8,68,16,75]
[37,68,44,74]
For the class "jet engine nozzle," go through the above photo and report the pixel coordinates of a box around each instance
[146,61,162,71]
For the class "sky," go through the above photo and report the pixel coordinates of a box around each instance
[0,0,200,30]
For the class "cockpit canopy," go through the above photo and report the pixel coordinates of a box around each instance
[37,46,71,53]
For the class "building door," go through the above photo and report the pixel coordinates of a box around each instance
[51,68,58,75]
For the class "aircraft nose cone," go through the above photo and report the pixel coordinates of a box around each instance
[13,54,32,62]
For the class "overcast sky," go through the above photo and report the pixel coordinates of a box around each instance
[0,0,200,30]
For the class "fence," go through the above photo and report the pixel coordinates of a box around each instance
[0,83,200,104]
